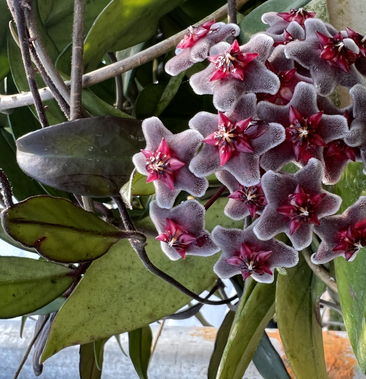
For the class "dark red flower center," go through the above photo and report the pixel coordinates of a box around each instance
[228,183,267,217]
[276,184,326,235]
[277,8,316,26]
[176,20,216,51]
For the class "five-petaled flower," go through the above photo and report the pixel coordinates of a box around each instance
[254,158,342,250]
[277,8,316,26]
[132,117,208,209]
[150,200,219,261]
[312,197,366,263]
[212,222,298,283]
[176,21,215,51]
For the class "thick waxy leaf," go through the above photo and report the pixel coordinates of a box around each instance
[0,256,73,318]
[16,116,144,197]
[129,326,153,379]
[276,254,328,379]
[41,239,218,361]
[83,0,184,71]
[79,342,102,379]
[217,279,276,379]
[239,0,312,43]
[1,196,126,263]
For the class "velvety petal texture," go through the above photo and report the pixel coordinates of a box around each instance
[284,18,364,96]
[132,117,208,208]
[258,82,348,175]
[189,35,280,111]
[165,22,240,76]
[150,200,219,261]
[212,222,298,283]
[189,94,285,186]
[254,158,342,250]
[312,197,366,264]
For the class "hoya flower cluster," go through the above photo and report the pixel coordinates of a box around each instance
[133,9,366,283]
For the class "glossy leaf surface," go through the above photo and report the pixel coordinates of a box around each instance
[276,254,328,379]
[2,196,125,263]
[128,326,153,379]
[16,116,144,197]
[0,257,73,319]
[41,239,218,361]
[217,280,276,379]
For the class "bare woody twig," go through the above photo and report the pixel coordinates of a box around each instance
[0,0,250,113]
[228,0,237,25]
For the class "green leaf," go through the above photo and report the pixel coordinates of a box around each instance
[41,238,218,361]
[252,332,291,379]
[0,2,11,81]
[79,342,102,379]
[135,83,165,120]
[239,0,312,43]
[0,256,73,318]
[94,338,109,371]
[1,196,126,263]
[276,254,328,379]
[27,297,66,316]
[208,310,235,379]
[16,116,144,197]
[129,326,153,379]
[20,316,27,338]
[83,0,185,71]
[217,279,276,379]
[115,335,128,357]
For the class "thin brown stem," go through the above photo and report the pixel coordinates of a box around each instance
[204,185,226,210]
[302,248,338,294]
[9,0,48,127]
[0,169,14,207]
[227,0,237,25]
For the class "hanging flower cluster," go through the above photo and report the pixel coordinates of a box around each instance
[133,10,366,283]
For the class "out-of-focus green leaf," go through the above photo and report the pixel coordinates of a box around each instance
[94,338,109,371]
[16,116,144,197]
[276,254,327,379]
[129,326,153,379]
[135,83,165,119]
[239,0,312,43]
[2,195,127,263]
[20,316,27,338]
[0,256,73,319]
[208,310,235,379]
[252,332,291,379]
[27,297,66,316]
[41,239,218,362]
[0,2,11,81]
[83,0,185,71]
[115,335,128,357]
[79,342,102,379]
[217,279,276,379]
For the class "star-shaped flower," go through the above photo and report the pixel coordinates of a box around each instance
[165,22,240,76]
[312,197,366,263]
[150,200,219,260]
[216,170,267,220]
[189,94,285,186]
[189,34,280,111]
[277,8,317,26]
[258,82,348,173]
[264,19,306,47]
[284,18,364,96]
[253,158,342,250]
[132,117,208,209]
[346,28,366,75]
[212,222,298,283]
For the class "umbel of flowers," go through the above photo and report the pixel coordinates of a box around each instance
[133,10,366,283]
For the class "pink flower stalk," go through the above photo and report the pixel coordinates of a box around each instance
[150,200,219,261]
[216,170,267,220]
[312,197,366,264]
[165,22,240,76]
[254,158,342,250]
[207,40,259,81]
[202,112,267,166]
[284,18,363,96]
[141,138,185,191]
[277,8,316,26]
[212,222,298,283]
[189,34,280,111]
[133,117,208,209]
[189,94,285,186]
[316,31,358,73]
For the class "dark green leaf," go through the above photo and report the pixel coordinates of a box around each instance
[20,316,27,338]
[2,196,126,263]
[208,310,235,379]
[217,279,276,379]
[83,0,185,71]
[79,342,102,379]
[276,254,328,379]
[129,326,153,379]
[94,338,109,371]
[16,116,144,197]
[252,332,291,379]
[115,335,128,357]
[41,239,218,361]
[0,2,11,81]
[135,83,165,120]
[0,256,73,318]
